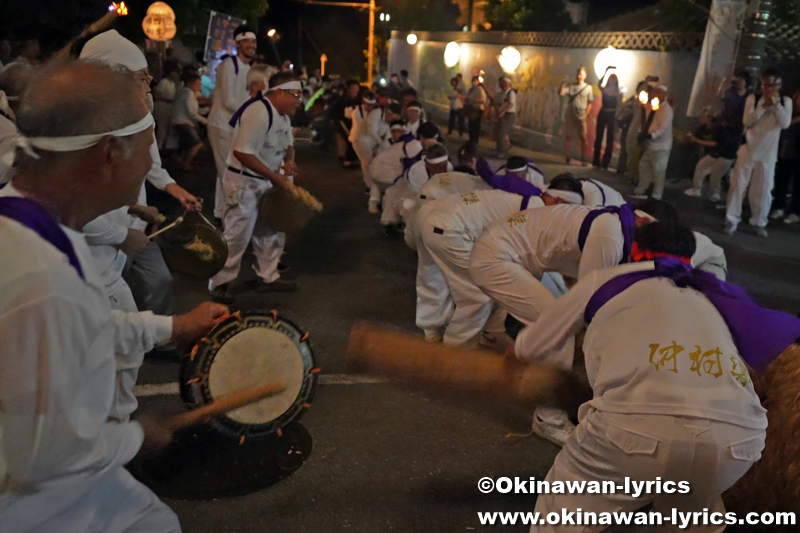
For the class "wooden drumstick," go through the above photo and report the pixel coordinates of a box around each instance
[346,323,576,405]
[148,216,183,240]
[168,382,285,431]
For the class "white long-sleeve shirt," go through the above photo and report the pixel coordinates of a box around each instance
[580,178,625,207]
[0,186,172,512]
[0,112,16,184]
[514,261,767,430]
[740,93,793,164]
[425,189,544,241]
[692,231,727,280]
[370,138,423,185]
[348,105,370,144]
[645,100,674,151]
[208,56,251,132]
[172,87,208,127]
[500,167,545,189]
[364,108,389,149]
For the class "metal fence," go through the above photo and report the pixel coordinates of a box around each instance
[390,30,704,52]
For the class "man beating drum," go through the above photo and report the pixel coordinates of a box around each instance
[0,60,228,532]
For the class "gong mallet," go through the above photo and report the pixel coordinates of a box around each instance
[148,216,183,241]
[346,323,583,406]
[168,382,285,431]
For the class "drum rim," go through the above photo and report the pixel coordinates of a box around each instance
[180,310,318,438]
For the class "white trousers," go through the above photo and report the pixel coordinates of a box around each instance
[208,125,233,219]
[352,138,375,189]
[635,148,671,200]
[210,171,285,289]
[532,409,765,533]
[470,239,574,369]
[0,468,181,533]
[692,155,733,196]
[381,179,415,226]
[421,215,506,347]
[108,280,143,422]
[414,215,453,341]
[369,180,392,208]
[725,156,775,228]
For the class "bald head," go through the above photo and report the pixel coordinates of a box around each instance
[17,60,148,140]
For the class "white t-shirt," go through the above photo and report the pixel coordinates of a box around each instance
[208,56,251,132]
[172,87,208,127]
[425,189,544,241]
[228,97,293,175]
[363,107,389,149]
[580,178,625,207]
[515,261,767,430]
[501,89,517,114]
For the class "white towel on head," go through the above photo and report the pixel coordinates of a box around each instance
[80,30,148,72]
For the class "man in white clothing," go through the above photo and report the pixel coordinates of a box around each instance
[349,91,379,192]
[210,71,302,302]
[418,175,585,347]
[633,84,673,200]
[404,101,423,137]
[0,60,227,533]
[514,221,776,533]
[208,25,256,219]
[495,76,517,158]
[579,177,625,207]
[725,68,792,238]
[368,120,417,213]
[500,155,545,188]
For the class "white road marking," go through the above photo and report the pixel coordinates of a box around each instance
[134,374,388,397]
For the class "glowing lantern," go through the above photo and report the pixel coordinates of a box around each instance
[498,46,521,73]
[444,42,461,68]
[593,46,621,79]
[406,33,417,45]
[639,90,649,105]
[651,97,660,111]
[142,2,177,42]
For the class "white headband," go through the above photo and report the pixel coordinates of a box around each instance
[364,98,377,105]
[426,155,449,164]
[634,209,657,222]
[268,81,303,92]
[407,104,421,111]
[235,32,257,42]
[11,113,155,160]
[544,188,583,205]
[390,123,406,131]
[508,166,527,173]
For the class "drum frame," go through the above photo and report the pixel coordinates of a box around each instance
[180,310,317,439]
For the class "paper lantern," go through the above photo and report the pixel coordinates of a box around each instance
[444,42,461,68]
[406,33,417,45]
[593,46,622,79]
[142,2,177,42]
[498,46,520,73]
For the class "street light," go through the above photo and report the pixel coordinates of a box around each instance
[407,33,417,45]
[267,28,277,37]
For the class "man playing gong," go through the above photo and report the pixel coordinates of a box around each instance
[210,71,302,302]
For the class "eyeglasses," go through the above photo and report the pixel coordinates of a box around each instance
[282,89,302,100]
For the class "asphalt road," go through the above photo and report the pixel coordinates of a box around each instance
[135,130,800,532]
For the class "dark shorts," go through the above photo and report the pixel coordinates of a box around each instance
[175,123,201,150]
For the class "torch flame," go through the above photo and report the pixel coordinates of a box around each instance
[638,90,649,105]
[111,2,128,16]
[651,97,660,111]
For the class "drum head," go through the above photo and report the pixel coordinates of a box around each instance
[181,311,317,439]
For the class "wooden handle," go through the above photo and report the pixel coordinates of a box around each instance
[168,382,285,431]
[148,216,183,240]
[346,323,571,405]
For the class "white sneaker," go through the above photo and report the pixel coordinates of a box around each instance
[532,408,576,448]
[785,214,800,224]
[769,209,785,220]
[684,187,701,197]
[709,193,721,203]
[756,227,769,238]
[368,203,379,214]
[424,329,444,343]
[724,221,737,235]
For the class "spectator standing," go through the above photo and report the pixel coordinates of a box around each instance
[465,76,487,145]
[770,89,800,224]
[400,69,414,89]
[592,71,620,169]
[718,67,752,132]
[615,80,646,175]
[559,67,594,165]
[388,73,403,101]
[447,77,465,137]
[153,61,180,149]
[633,84,673,200]
[725,68,792,238]
[495,76,517,159]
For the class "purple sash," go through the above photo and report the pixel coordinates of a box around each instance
[220,54,239,75]
[476,158,542,197]
[0,197,84,280]
[584,257,800,372]
[228,93,273,131]
[577,203,635,264]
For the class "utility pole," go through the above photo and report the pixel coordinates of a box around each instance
[468,0,474,31]
[293,0,379,85]
[735,0,774,86]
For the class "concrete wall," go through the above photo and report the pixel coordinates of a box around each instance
[389,36,701,174]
